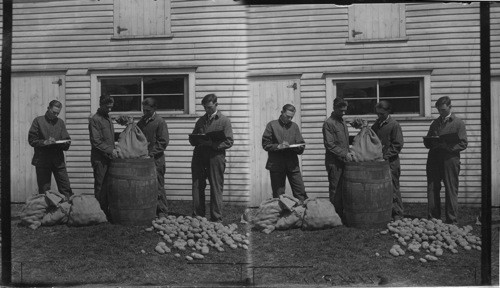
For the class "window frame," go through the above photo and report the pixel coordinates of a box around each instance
[325,70,432,119]
[90,69,196,117]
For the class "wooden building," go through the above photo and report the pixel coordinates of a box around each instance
[1,1,499,210]
[5,0,250,204]
[247,2,495,207]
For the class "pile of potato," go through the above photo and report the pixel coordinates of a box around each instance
[381,218,481,262]
[145,215,249,261]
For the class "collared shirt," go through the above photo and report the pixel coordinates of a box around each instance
[371,115,404,161]
[262,118,305,172]
[28,111,71,167]
[425,113,468,155]
[189,110,233,152]
[322,112,349,164]
[137,112,169,159]
[89,108,115,161]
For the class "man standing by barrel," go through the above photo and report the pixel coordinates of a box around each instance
[371,100,404,220]
[137,97,170,217]
[89,95,118,218]
[424,96,467,224]
[262,104,308,203]
[322,98,353,218]
[189,94,234,222]
[28,100,73,199]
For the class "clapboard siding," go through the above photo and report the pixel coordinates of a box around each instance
[9,0,249,203]
[493,5,500,75]
[248,3,482,206]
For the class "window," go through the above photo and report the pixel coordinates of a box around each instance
[113,0,172,38]
[337,78,421,115]
[100,76,186,112]
[348,3,406,41]
[91,70,196,115]
[325,71,432,117]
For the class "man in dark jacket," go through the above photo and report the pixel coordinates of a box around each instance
[190,94,234,222]
[89,95,117,216]
[262,104,308,202]
[322,98,352,217]
[371,100,405,220]
[137,97,170,216]
[28,100,73,199]
[424,96,467,224]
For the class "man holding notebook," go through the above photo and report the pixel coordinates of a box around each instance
[424,96,468,224]
[262,104,308,202]
[189,94,234,222]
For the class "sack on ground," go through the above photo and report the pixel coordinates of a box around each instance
[302,198,342,230]
[251,198,283,231]
[45,190,66,206]
[275,205,306,230]
[278,194,300,211]
[68,195,107,226]
[42,202,71,226]
[116,123,149,159]
[349,126,384,162]
[20,194,49,229]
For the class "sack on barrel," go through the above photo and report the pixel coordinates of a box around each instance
[67,195,107,226]
[251,198,283,233]
[19,194,50,230]
[115,116,149,159]
[349,118,383,162]
[302,198,342,230]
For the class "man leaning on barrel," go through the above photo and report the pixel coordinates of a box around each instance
[137,97,170,217]
[371,100,405,221]
[89,95,119,219]
[322,98,353,219]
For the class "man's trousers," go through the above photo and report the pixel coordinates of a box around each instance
[35,165,73,199]
[269,169,307,202]
[192,151,226,222]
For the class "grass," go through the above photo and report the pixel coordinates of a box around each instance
[2,200,497,287]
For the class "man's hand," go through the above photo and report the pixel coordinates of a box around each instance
[345,152,354,162]
[112,148,119,159]
[44,137,56,146]
[277,141,290,150]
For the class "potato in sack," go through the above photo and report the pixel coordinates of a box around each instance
[251,198,283,231]
[302,198,342,230]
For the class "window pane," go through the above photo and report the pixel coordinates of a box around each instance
[112,96,141,112]
[100,77,141,112]
[379,78,421,114]
[337,81,377,115]
[144,76,185,111]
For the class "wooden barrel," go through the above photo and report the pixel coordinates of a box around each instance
[342,161,393,228]
[106,158,157,226]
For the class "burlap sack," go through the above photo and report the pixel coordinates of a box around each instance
[68,195,107,226]
[251,198,283,231]
[116,123,149,159]
[278,194,300,211]
[349,126,384,162]
[41,202,71,226]
[302,198,342,230]
[20,194,49,229]
[275,205,305,230]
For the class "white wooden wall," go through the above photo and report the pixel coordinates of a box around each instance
[247,3,482,205]
[9,0,249,203]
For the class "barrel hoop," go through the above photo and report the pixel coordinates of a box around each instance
[107,173,156,181]
[343,178,391,184]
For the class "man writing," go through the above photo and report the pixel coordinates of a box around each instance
[262,104,308,202]
[137,97,170,216]
[371,100,404,220]
[89,95,117,218]
[322,98,352,218]
[28,100,73,199]
[190,94,234,222]
[424,96,467,224]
